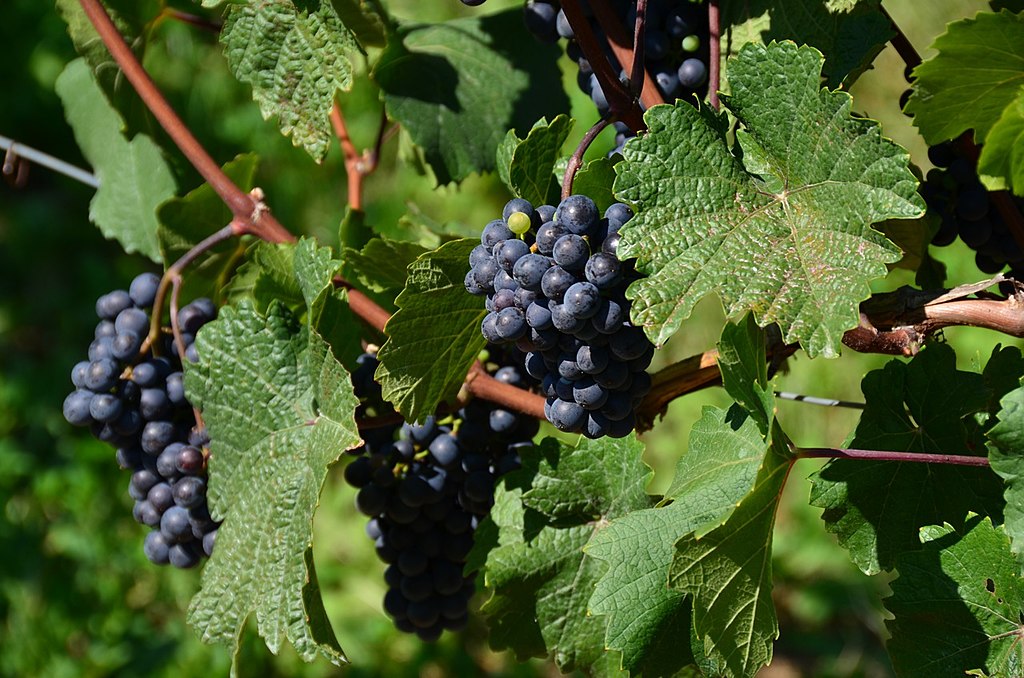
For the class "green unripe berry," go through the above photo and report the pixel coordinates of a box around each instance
[682,34,700,52]
[507,211,532,235]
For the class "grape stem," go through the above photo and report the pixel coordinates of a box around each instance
[160,7,222,33]
[796,447,990,467]
[560,0,647,130]
[561,116,611,200]
[330,102,394,212]
[628,0,648,100]
[708,0,721,110]
[77,0,292,245]
[589,2,664,112]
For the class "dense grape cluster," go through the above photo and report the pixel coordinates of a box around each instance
[922,140,1024,276]
[344,350,538,641]
[62,272,220,568]
[466,195,653,438]
[524,0,709,150]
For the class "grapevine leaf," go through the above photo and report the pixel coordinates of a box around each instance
[328,0,386,48]
[720,0,891,88]
[885,517,1024,677]
[978,89,1024,197]
[478,437,650,674]
[340,238,430,295]
[716,314,773,435]
[809,344,1005,575]
[55,59,176,263]
[586,405,767,675]
[375,239,486,423]
[614,42,922,357]
[499,115,573,206]
[988,380,1024,569]
[572,157,618,214]
[158,155,258,302]
[372,9,569,185]
[55,0,156,131]
[668,427,793,678]
[219,0,360,162]
[905,10,1024,145]
[185,300,360,671]
[246,242,307,313]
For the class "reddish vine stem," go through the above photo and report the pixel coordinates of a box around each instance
[77,0,291,244]
[589,2,664,112]
[708,0,721,110]
[330,103,364,211]
[561,0,647,130]
[562,117,611,199]
[628,0,648,100]
[797,447,990,467]
[162,7,222,33]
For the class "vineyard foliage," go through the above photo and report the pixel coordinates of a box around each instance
[6,0,1024,676]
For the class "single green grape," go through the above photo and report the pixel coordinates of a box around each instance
[507,211,532,235]
[682,34,700,52]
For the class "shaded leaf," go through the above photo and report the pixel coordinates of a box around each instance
[978,89,1024,197]
[497,115,573,206]
[988,379,1024,569]
[886,517,1024,677]
[810,344,1005,574]
[373,9,569,184]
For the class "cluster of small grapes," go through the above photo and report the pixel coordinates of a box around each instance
[62,272,220,568]
[922,141,1024,276]
[524,0,708,149]
[343,350,538,641]
[465,196,653,438]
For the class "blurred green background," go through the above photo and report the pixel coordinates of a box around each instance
[0,0,1011,676]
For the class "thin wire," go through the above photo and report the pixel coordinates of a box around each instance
[775,391,866,410]
[0,135,99,188]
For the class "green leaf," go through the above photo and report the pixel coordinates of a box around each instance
[375,239,486,423]
[978,89,1024,197]
[185,301,360,671]
[810,344,1005,575]
[572,157,618,214]
[158,155,258,302]
[716,314,773,435]
[614,42,922,357]
[55,59,177,263]
[885,517,1024,677]
[372,9,570,184]
[479,437,650,674]
[988,380,1024,569]
[498,115,573,206]
[246,242,307,313]
[720,0,892,88]
[586,405,767,675]
[340,238,429,295]
[906,10,1024,145]
[669,427,792,678]
[220,0,359,162]
[328,0,386,48]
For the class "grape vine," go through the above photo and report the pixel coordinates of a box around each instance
[10,0,1024,677]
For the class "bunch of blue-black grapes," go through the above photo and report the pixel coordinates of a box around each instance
[343,348,538,641]
[524,0,708,150]
[922,140,1024,277]
[465,196,653,438]
[62,272,220,568]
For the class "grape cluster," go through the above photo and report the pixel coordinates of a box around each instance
[524,0,709,145]
[344,349,538,641]
[922,140,1024,276]
[465,196,653,438]
[62,272,220,568]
